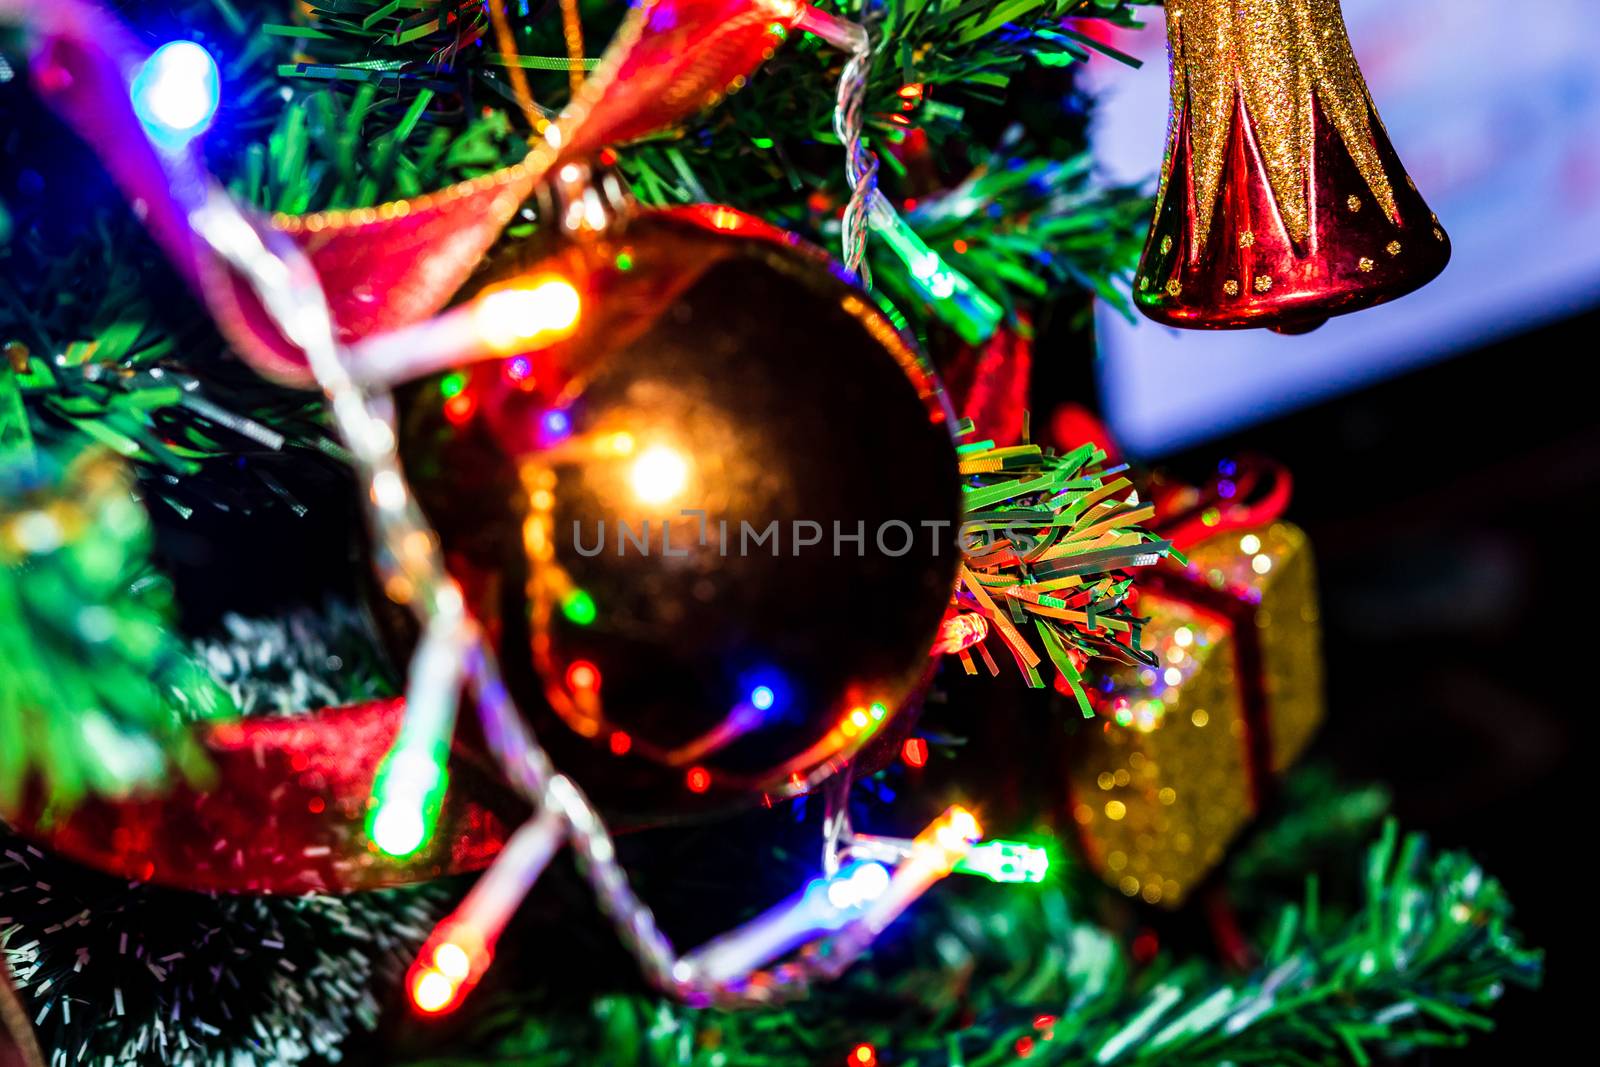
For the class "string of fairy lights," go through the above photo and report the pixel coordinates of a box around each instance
[55,0,1053,1018]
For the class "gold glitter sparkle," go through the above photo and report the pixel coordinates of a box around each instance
[1239,230,1255,249]
[1223,279,1240,296]
[1346,195,1362,212]
[1358,256,1374,272]
[1156,0,1400,250]
[1160,235,1174,255]
[1254,274,1274,293]
[1166,278,1184,297]
[1139,276,1150,291]
[1433,227,1445,242]
[1386,240,1402,256]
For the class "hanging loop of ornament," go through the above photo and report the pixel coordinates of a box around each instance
[536,161,638,239]
[830,17,879,279]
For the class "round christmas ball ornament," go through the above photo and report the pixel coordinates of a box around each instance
[396,205,962,822]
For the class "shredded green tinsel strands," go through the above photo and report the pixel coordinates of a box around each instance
[954,422,1171,712]
[0,839,446,1067]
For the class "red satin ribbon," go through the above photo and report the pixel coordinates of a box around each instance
[1046,406,1292,548]
[8,0,808,386]
[0,968,44,1067]
[1149,458,1293,551]
[7,701,520,893]
[942,322,1033,447]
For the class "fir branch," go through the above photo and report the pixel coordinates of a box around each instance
[191,599,400,718]
[0,449,233,815]
[868,131,1151,326]
[397,823,1540,1067]
[0,211,342,513]
[0,599,428,1066]
[1228,765,1393,893]
[217,0,1161,337]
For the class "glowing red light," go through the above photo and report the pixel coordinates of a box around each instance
[609,731,632,756]
[566,660,600,692]
[901,737,929,768]
[850,1044,878,1067]
[1033,1014,1057,1031]
[1015,1036,1035,1058]
[952,239,969,254]
[443,392,477,425]
[410,968,457,1014]
[686,766,712,793]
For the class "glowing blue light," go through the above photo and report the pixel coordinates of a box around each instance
[540,409,571,440]
[131,41,220,146]
[823,861,892,912]
[739,668,787,717]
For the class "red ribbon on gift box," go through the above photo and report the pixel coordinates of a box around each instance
[1050,406,1297,812]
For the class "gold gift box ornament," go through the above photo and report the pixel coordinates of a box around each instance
[1065,460,1324,907]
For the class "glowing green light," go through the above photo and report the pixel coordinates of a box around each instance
[954,840,1050,884]
[440,372,467,399]
[752,136,775,149]
[869,701,888,721]
[615,252,634,272]
[867,200,1001,344]
[562,588,597,626]
[370,804,426,857]
[366,741,449,859]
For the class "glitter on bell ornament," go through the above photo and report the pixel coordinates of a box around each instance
[1134,0,1450,332]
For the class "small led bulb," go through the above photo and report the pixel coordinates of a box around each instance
[132,41,221,145]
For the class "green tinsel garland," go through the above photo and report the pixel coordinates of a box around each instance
[1,839,445,1067]
[396,821,1540,1067]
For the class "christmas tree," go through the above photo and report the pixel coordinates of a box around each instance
[1,2,1541,1065]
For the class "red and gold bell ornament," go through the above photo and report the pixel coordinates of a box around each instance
[1135,0,1450,331]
